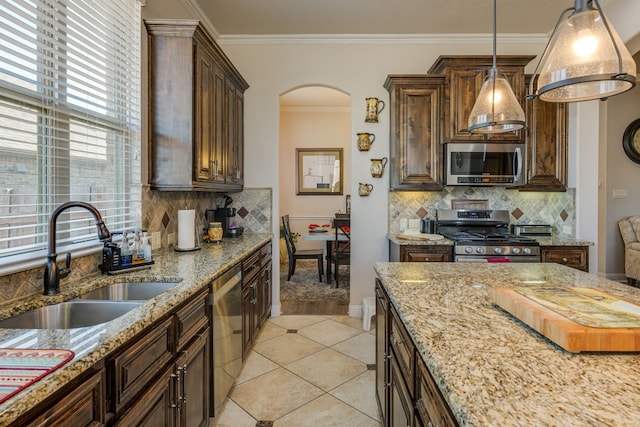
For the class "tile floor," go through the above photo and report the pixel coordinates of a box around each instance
[211,315,381,427]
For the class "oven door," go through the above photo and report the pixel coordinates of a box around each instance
[446,142,524,186]
[455,255,540,263]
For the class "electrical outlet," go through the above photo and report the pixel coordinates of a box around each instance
[151,231,161,249]
[168,233,176,246]
[613,189,628,199]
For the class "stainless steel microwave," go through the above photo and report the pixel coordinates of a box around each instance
[445,142,524,186]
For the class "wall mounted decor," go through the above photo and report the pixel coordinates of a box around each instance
[623,118,640,165]
[365,97,385,123]
[296,148,343,195]
[358,182,373,196]
[357,132,375,151]
[369,157,388,178]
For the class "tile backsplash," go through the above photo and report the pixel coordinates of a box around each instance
[389,187,576,236]
[0,187,273,303]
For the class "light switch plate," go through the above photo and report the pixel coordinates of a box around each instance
[168,233,176,246]
[613,189,628,199]
[151,231,161,249]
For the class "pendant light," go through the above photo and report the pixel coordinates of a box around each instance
[468,0,525,134]
[529,0,636,102]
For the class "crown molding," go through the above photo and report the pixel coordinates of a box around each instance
[217,33,549,46]
[179,0,219,39]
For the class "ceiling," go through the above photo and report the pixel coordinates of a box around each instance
[195,0,574,36]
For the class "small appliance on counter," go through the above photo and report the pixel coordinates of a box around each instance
[207,195,244,238]
[511,224,553,237]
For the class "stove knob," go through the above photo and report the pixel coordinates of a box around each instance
[493,247,502,254]
[523,247,532,255]
[476,247,485,254]
[465,247,473,254]
[512,247,521,254]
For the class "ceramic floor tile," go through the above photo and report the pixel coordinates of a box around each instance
[298,318,362,347]
[230,368,324,421]
[328,314,367,330]
[235,351,280,385]
[268,314,328,330]
[253,332,325,365]
[330,370,380,420]
[285,347,367,391]
[255,321,288,343]
[210,398,256,427]
[273,393,380,427]
[331,331,376,364]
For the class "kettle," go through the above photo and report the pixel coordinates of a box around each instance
[420,218,435,234]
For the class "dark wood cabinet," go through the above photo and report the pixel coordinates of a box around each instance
[375,281,389,426]
[541,246,589,272]
[376,279,458,427]
[28,368,106,427]
[145,19,248,192]
[389,241,453,262]
[520,75,568,192]
[384,75,445,191]
[242,242,273,357]
[428,55,534,144]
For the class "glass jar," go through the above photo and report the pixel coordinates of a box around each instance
[208,222,223,242]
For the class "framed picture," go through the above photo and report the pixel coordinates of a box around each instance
[296,148,343,195]
[623,118,640,164]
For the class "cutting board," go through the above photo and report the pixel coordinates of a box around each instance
[395,232,444,241]
[492,287,640,353]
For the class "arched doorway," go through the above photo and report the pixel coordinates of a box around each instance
[278,85,351,314]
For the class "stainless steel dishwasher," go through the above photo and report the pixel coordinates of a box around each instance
[210,264,243,417]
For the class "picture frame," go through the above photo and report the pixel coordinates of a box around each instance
[296,148,343,195]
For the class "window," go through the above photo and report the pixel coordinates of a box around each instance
[0,0,141,272]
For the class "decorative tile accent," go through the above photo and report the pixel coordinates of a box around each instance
[511,208,524,220]
[238,207,249,218]
[416,207,428,219]
[560,209,569,221]
[366,364,376,370]
[287,329,297,333]
[162,212,170,228]
[256,421,274,427]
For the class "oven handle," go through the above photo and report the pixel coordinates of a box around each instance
[455,256,540,263]
[513,146,522,182]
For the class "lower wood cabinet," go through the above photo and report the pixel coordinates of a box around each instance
[242,242,273,358]
[389,241,453,262]
[28,368,106,427]
[376,279,458,427]
[541,246,589,272]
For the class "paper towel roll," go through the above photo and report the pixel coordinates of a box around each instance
[177,209,195,249]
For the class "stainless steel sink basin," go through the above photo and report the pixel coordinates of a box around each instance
[0,300,142,329]
[78,281,180,301]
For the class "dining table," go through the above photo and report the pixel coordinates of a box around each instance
[303,228,349,283]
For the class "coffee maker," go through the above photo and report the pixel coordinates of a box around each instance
[206,207,244,238]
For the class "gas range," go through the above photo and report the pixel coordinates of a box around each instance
[436,209,540,263]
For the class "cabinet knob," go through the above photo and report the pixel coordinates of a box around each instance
[562,257,568,263]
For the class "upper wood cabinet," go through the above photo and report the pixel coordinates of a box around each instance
[384,75,445,191]
[428,55,535,143]
[520,75,568,192]
[145,19,249,192]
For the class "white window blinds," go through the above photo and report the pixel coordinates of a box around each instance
[0,0,141,271]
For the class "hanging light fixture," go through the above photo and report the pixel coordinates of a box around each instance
[468,0,525,134]
[529,0,636,102]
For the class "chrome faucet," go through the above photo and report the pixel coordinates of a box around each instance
[44,201,111,295]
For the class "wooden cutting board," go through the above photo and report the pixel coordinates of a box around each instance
[395,233,444,241]
[492,286,640,353]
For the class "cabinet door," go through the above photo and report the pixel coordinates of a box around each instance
[541,246,589,272]
[402,246,452,262]
[241,284,256,359]
[375,280,389,427]
[521,76,568,192]
[194,43,216,182]
[177,330,210,427]
[113,366,176,427]
[389,354,413,427]
[30,369,106,427]
[226,86,244,187]
[258,261,272,329]
[416,358,458,427]
[385,75,444,191]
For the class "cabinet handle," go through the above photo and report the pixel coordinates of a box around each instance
[562,257,568,263]
[181,363,187,405]
[175,366,183,410]
[170,372,179,409]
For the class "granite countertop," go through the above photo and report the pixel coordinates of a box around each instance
[0,233,272,426]
[387,233,454,246]
[374,262,640,427]
[388,233,593,247]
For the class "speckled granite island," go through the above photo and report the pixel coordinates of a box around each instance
[374,262,640,426]
[0,233,271,426]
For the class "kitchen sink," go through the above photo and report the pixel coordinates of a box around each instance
[78,281,180,301]
[0,300,143,329]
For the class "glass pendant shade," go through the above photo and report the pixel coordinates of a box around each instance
[536,1,636,102]
[468,70,526,133]
[468,0,525,134]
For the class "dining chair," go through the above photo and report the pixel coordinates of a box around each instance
[281,215,324,281]
[331,217,350,288]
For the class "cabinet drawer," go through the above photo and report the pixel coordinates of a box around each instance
[31,369,106,427]
[541,246,588,271]
[242,250,262,285]
[390,306,415,398]
[175,288,209,351]
[260,242,272,267]
[112,318,173,412]
[416,358,458,427]
[405,250,450,262]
